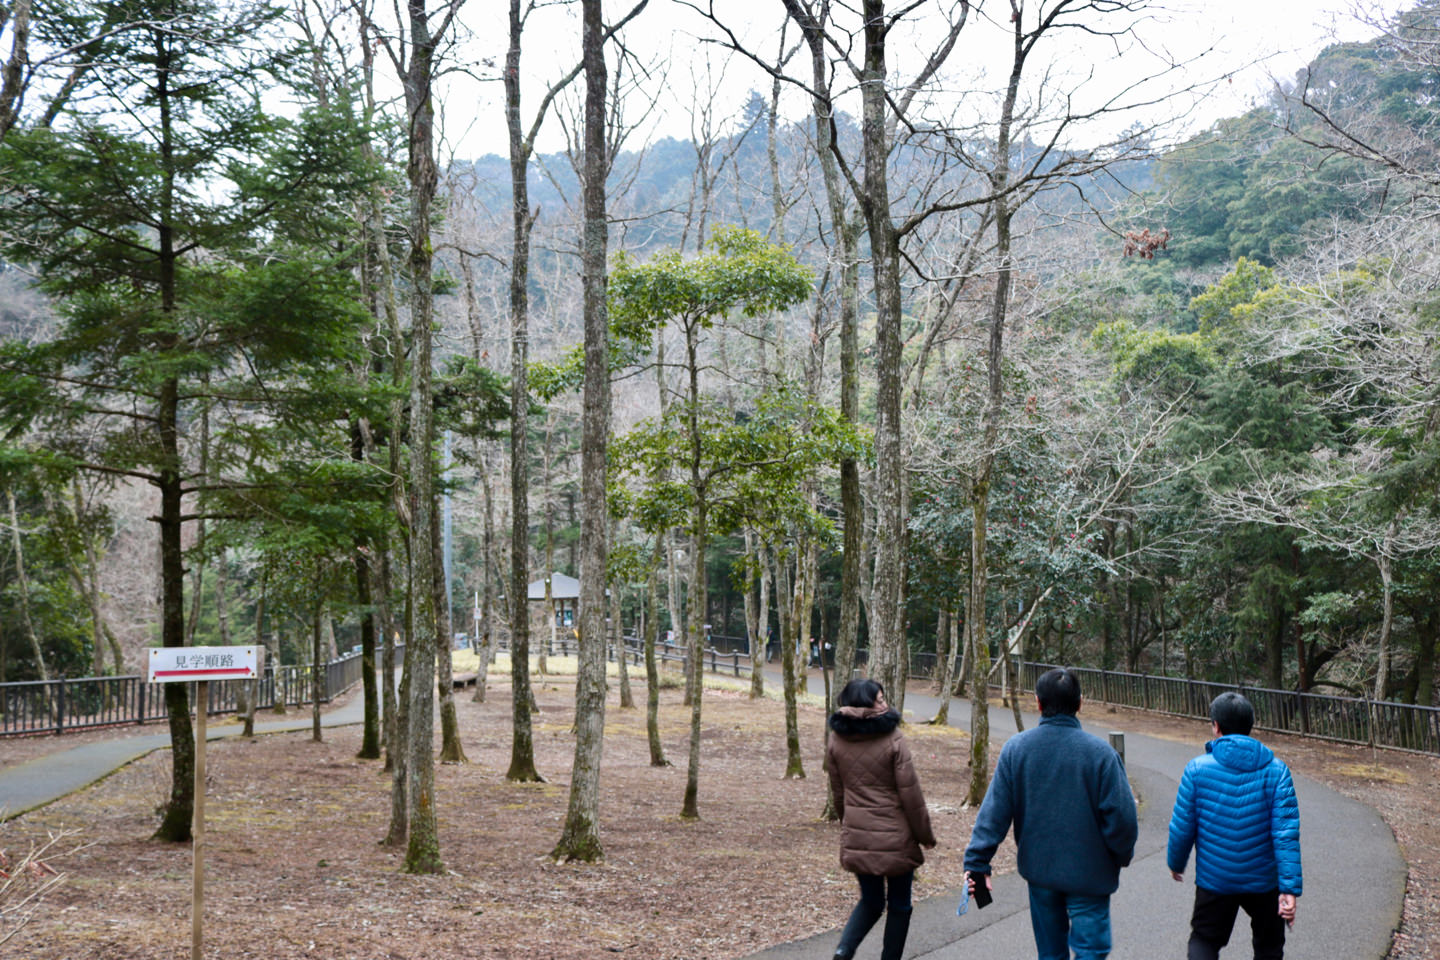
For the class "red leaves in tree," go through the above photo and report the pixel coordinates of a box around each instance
[1122,227,1171,259]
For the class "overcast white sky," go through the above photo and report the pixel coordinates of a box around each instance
[426,0,1405,160]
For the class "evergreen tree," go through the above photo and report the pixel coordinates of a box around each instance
[0,0,377,841]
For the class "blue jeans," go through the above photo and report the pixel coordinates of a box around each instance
[1027,884,1112,960]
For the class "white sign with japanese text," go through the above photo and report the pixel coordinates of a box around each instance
[147,646,260,683]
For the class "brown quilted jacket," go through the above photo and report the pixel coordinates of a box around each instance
[827,705,936,877]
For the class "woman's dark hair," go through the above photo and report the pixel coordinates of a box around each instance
[1210,691,1254,736]
[838,678,884,709]
[1035,668,1082,717]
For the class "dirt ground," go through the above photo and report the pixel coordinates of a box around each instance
[1,672,1436,959]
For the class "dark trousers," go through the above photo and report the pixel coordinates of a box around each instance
[835,871,913,960]
[1187,886,1287,960]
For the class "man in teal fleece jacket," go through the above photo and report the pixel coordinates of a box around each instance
[963,668,1138,960]
[1167,692,1302,960]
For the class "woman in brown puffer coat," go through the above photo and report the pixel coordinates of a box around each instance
[826,678,937,960]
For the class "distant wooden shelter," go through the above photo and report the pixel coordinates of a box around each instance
[528,572,580,628]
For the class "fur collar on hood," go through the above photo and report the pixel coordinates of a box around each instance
[828,704,902,738]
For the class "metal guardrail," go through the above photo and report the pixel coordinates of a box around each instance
[841,648,1439,756]
[0,650,369,738]
[502,634,760,679]
[1016,661,1440,756]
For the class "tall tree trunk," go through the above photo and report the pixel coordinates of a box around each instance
[680,500,709,821]
[245,570,266,737]
[378,539,400,768]
[4,484,46,683]
[185,396,210,646]
[322,605,337,662]
[542,459,554,674]
[783,545,810,779]
[644,539,667,766]
[784,0,864,723]
[1266,606,1286,693]
[504,0,541,783]
[312,597,324,742]
[384,644,410,848]
[153,34,196,838]
[667,527,684,660]
[552,0,613,863]
[215,549,230,647]
[1375,518,1401,701]
[680,311,710,822]
[435,501,466,763]
[965,569,990,806]
[356,544,381,759]
[773,543,793,674]
[473,444,497,702]
[59,479,114,676]
[218,547,240,722]
[744,529,767,699]
[398,0,447,874]
[856,0,906,704]
[930,605,962,725]
[0,0,30,140]
[934,609,950,696]
[356,0,402,781]
[1415,609,1437,707]
[615,579,633,709]
[964,3,1023,806]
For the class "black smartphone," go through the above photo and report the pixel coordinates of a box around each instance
[972,875,993,909]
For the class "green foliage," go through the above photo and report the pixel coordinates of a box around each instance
[610,385,863,543]
[1091,320,1215,396]
[1189,258,1278,334]
[0,3,383,466]
[1139,13,1437,274]
[0,463,95,679]
[0,0,389,708]
[607,226,814,345]
[436,357,510,441]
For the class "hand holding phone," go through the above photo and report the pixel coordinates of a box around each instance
[968,871,992,909]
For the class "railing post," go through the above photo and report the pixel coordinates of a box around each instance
[56,679,66,735]
[138,679,146,724]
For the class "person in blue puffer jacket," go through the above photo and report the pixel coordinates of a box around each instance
[1167,692,1302,960]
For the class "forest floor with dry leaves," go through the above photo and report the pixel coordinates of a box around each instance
[2,665,1436,959]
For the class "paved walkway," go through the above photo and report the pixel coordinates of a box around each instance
[0,695,372,821]
[743,684,1404,960]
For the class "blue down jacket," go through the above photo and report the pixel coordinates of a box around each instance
[1167,735,1303,895]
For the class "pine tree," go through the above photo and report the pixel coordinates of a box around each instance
[0,0,378,841]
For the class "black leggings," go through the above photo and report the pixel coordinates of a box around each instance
[835,871,913,957]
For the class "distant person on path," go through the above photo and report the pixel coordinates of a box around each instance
[1167,692,1302,960]
[826,678,937,960]
[963,667,1138,960]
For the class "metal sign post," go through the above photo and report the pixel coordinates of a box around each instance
[148,647,259,960]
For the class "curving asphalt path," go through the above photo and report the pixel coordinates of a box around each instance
[743,682,1404,960]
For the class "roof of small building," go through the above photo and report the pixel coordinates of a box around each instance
[527,572,579,601]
